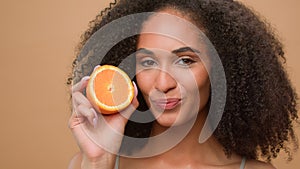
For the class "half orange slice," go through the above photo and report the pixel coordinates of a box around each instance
[86,65,134,114]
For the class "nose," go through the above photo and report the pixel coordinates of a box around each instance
[154,70,177,93]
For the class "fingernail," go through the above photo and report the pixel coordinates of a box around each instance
[90,108,98,119]
[93,117,97,128]
[132,81,138,97]
[90,108,98,128]
[81,76,90,82]
[93,65,101,71]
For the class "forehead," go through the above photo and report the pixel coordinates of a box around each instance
[138,11,206,50]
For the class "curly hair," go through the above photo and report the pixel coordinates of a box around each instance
[68,0,299,162]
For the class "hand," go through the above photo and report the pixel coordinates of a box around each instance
[69,70,139,168]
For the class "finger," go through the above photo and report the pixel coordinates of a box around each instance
[72,76,90,93]
[68,108,85,129]
[119,94,139,121]
[76,105,98,128]
[93,65,101,72]
[68,113,104,156]
[68,113,85,129]
[133,81,138,97]
[72,92,93,108]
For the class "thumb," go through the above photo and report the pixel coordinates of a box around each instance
[117,81,139,123]
[112,95,139,129]
[120,95,139,119]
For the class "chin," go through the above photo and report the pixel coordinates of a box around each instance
[155,114,178,127]
[154,109,198,127]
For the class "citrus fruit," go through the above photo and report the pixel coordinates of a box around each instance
[86,65,134,114]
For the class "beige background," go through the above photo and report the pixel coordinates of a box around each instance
[0,0,299,168]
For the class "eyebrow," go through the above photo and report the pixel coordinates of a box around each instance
[136,48,154,55]
[171,47,201,54]
[136,47,201,56]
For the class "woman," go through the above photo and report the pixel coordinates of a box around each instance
[68,0,298,168]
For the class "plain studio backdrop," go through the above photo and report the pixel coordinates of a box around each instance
[0,0,299,169]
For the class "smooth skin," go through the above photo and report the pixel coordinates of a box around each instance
[68,8,275,169]
[69,76,139,169]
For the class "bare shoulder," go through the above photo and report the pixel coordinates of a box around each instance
[68,152,82,169]
[245,159,276,169]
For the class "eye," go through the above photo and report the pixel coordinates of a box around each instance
[139,58,157,67]
[176,57,196,66]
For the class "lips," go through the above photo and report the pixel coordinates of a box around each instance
[152,98,181,110]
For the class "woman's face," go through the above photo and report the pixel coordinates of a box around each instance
[136,9,210,127]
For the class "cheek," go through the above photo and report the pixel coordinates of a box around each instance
[193,66,210,93]
[196,74,211,108]
[174,67,209,91]
[136,72,152,96]
[176,68,210,103]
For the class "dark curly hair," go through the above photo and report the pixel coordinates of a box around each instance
[68,0,299,162]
